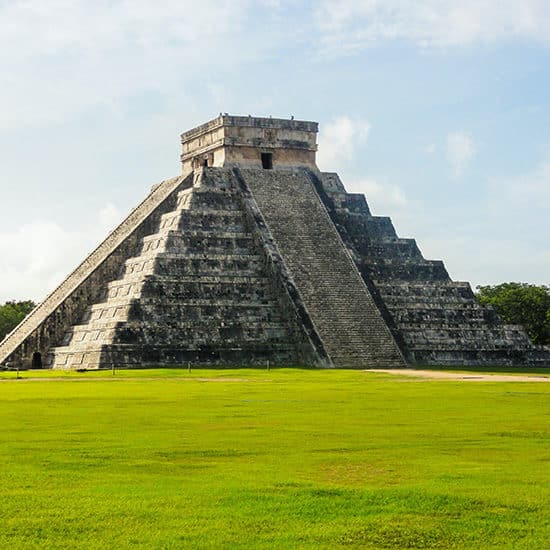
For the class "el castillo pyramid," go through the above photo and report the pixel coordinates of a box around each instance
[1,115,549,369]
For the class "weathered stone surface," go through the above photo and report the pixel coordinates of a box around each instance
[1,114,548,369]
[50,169,313,369]
[237,167,405,368]
[180,115,318,172]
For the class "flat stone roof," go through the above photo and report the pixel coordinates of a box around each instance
[180,114,318,142]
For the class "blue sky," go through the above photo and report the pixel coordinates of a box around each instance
[0,0,549,302]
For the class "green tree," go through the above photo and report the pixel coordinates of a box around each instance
[476,283,550,345]
[0,300,36,341]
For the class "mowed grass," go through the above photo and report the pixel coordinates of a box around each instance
[0,368,549,549]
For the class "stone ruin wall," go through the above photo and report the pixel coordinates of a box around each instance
[181,115,318,172]
[222,146,316,170]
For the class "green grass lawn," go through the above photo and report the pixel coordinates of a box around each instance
[0,368,549,549]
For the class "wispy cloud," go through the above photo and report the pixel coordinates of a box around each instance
[317,116,370,170]
[0,0,270,130]
[315,0,550,55]
[347,178,408,215]
[446,131,477,177]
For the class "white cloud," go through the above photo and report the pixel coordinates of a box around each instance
[0,204,123,302]
[315,0,550,54]
[347,178,407,215]
[0,0,263,130]
[446,131,476,177]
[317,116,370,170]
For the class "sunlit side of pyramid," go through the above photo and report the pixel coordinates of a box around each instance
[1,115,548,369]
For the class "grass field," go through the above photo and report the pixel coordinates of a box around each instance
[1,368,549,548]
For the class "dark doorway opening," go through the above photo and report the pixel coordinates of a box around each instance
[261,152,273,169]
[31,351,42,369]
[203,158,208,167]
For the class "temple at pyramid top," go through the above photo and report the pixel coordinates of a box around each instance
[180,114,319,172]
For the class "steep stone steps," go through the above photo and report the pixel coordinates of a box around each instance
[240,168,405,368]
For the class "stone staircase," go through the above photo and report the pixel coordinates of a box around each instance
[51,170,301,369]
[317,172,547,366]
[239,168,405,368]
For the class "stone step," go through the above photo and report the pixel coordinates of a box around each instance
[375,281,472,291]
[158,209,247,233]
[181,189,242,211]
[382,296,482,307]
[120,253,264,279]
[355,238,423,260]
[391,309,500,324]
[105,275,272,301]
[161,232,255,255]
[62,321,290,348]
[152,254,264,277]
[343,215,397,239]
[83,300,284,325]
[401,328,531,348]
[366,261,449,282]
[142,229,253,244]
[51,341,297,370]
[408,349,538,366]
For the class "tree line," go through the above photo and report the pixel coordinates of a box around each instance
[1,283,549,346]
[0,301,36,341]
[476,283,550,346]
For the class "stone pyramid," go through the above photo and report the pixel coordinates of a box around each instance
[1,115,548,369]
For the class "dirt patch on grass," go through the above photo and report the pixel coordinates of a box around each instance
[367,369,550,382]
